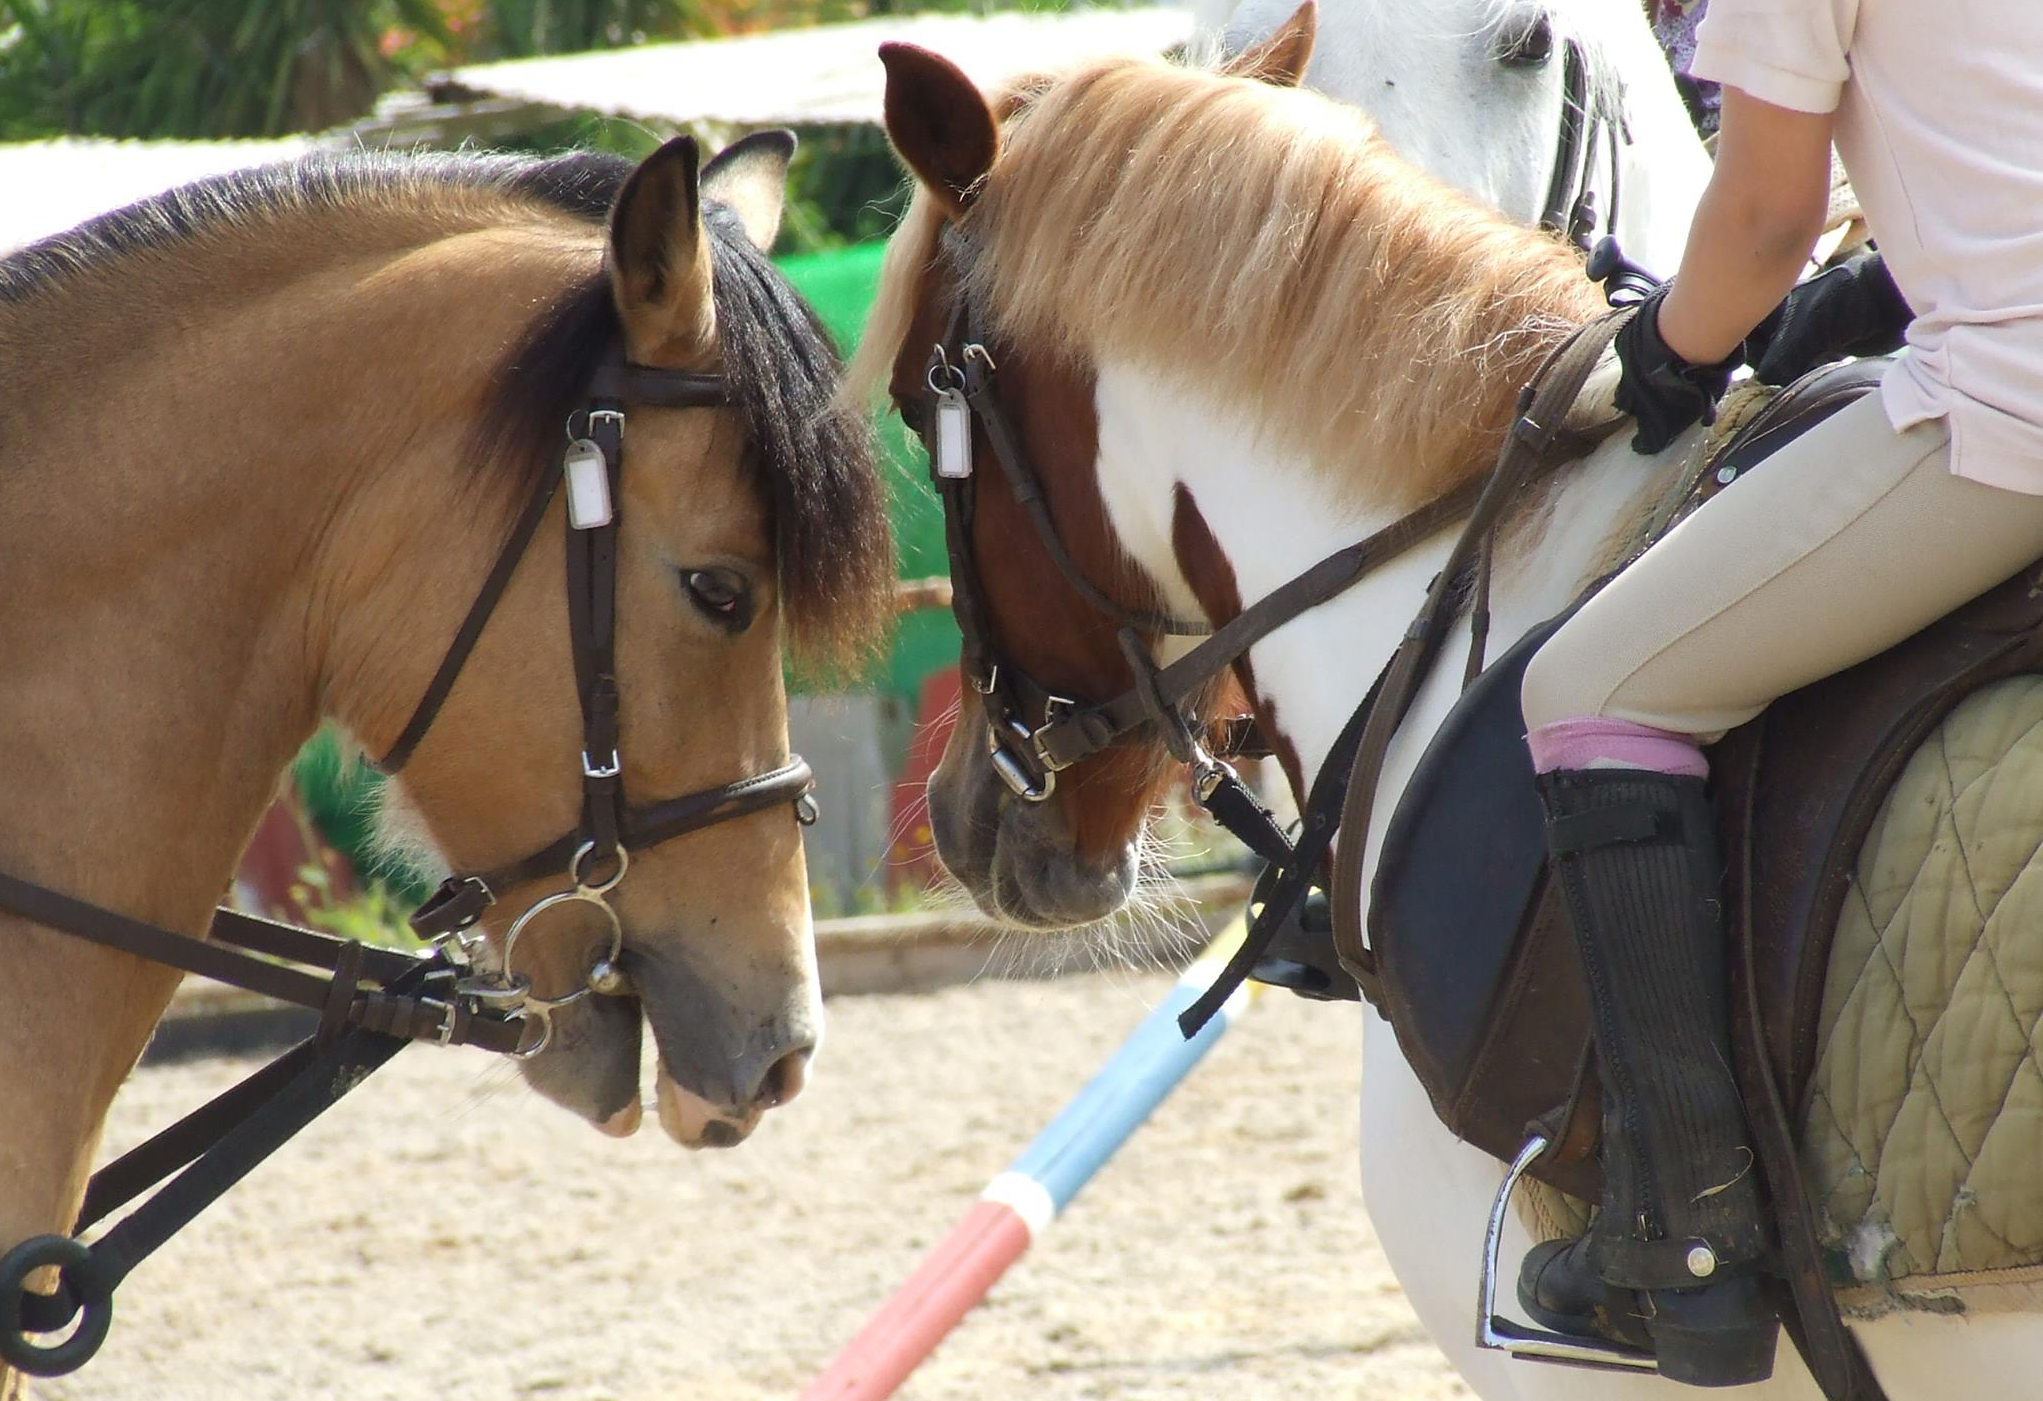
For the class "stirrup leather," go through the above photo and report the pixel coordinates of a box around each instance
[1476,1134,1658,1374]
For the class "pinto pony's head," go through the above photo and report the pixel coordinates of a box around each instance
[857,0,1605,932]
[850,11,1320,930]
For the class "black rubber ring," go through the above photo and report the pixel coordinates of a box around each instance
[0,1235,115,1377]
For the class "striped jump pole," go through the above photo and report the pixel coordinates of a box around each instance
[801,921,1259,1401]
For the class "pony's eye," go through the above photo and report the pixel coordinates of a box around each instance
[683,567,753,631]
[1494,13,1555,67]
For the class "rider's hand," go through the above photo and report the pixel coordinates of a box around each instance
[1741,248,1913,387]
[1614,284,1740,455]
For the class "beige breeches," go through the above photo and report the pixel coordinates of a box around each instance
[1521,393,2043,738]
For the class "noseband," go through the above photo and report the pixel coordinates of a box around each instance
[381,345,815,1036]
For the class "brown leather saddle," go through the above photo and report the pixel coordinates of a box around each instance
[1367,358,2043,1395]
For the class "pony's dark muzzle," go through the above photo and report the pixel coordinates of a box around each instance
[929,714,1138,929]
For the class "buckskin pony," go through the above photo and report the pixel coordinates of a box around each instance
[0,134,890,1390]
[857,14,2043,1400]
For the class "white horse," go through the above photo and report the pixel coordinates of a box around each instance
[863,14,2041,1398]
[1207,0,1711,271]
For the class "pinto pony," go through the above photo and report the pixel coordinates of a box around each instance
[0,134,891,1389]
[858,15,2043,1399]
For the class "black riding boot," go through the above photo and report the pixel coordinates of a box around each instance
[1516,768,1777,1387]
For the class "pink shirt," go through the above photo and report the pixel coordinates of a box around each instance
[1694,0,2043,494]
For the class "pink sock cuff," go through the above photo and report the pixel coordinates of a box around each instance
[1526,717,1709,779]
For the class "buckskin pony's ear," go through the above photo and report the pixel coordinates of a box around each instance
[1224,0,1318,88]
[878,43,999,218]
[608,134,716,359]
[702,129,797,252]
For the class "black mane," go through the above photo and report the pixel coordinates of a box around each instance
[0,148,891,666]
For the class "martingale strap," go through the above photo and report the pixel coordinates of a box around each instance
[1326,311,1633,988]
[1176,311,1632,1035]
[0,984,423,1377]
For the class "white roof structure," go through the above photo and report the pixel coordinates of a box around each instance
[0,9,1197,254]
[0,137,312,254]
[440,7,1197,129]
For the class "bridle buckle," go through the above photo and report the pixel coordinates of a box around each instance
[582,750,622,780]
[408,874,495,941]
[988,696,1074,804]
[426,996,459,1048]
[1193,752,1238,804]
[989,714,1054,802]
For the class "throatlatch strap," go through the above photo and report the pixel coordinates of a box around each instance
[375,464,563,775]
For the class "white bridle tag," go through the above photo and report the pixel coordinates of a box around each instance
[563,438,613,530]
[933,391,974,480]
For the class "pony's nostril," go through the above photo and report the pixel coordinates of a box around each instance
[755,1047,812,1108]
[697,1119,743,1148]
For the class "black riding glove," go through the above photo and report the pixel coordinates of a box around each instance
[1613,284,1739,455]
[1741,248,1913,387]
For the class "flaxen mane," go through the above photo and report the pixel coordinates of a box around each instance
[2,151,891,667]
[856,54,1606,510]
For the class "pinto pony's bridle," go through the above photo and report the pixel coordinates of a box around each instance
[917,29,1633,1029]
[0,346,815,1380]
[923,289,1221,808]
[916,245,1492,973]
[923,31,1622,805]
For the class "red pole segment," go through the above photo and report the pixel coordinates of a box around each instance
[801,1200,1031,1401]
[800,925,1256,1401]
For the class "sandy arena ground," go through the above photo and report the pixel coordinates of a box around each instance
[43,968,1469,1401]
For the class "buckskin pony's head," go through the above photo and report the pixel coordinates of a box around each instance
[0,136,892,1164]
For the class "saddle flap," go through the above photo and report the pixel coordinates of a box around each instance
[1370,616,1602,1200]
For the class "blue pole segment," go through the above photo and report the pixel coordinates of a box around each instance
[1005,972,1241,1216]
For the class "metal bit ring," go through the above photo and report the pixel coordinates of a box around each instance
[498,885,626,1009]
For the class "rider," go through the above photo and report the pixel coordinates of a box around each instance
[1516,0,2043,1387]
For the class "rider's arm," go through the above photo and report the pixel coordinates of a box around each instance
[1656,87,1836,365]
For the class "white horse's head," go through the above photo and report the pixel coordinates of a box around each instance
[1213,0,1709,269]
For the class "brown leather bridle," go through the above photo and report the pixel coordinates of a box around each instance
[909,37,1626,1011]
[912,240,1483,988]
[386,345,817,1026]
